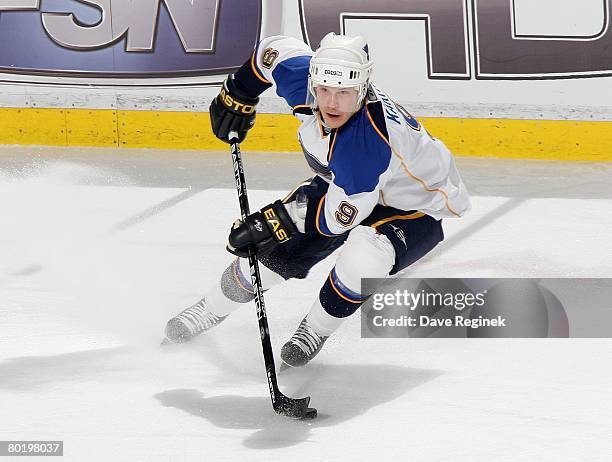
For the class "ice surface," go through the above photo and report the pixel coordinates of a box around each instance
[1,154,611,461]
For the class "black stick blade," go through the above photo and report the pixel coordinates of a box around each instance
[274,395,317,420]
[303,407,318,419]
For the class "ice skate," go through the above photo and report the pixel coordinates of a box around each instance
[164,297,227,344]
[280,317,329,368]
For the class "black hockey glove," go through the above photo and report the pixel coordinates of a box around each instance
[210,75,259,143]
[227,200,298,257]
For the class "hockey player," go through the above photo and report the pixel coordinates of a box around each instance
[164,33,470,367]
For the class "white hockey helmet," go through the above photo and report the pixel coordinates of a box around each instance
[308,32,374,111]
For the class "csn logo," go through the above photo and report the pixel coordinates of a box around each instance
[0,0,263,78]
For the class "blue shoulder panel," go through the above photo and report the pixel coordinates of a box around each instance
[271,55,311,108]
[329,104,392,196]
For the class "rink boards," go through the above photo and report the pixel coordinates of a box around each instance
[0,107,611,162]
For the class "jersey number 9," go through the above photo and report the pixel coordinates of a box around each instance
[335,201,358,227]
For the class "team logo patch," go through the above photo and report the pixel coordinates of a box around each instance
[389,224,408,249]
[335,201,358,227]
[262,47,279,69]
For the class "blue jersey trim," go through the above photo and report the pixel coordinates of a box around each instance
[366,101,390,142]
[330,267,368,301]
[316,197,338,236]
[271,55,311,108]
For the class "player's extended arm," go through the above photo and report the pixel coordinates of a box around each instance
[210,35,313,144]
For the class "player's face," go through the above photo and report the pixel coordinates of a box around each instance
[314,85,360,128]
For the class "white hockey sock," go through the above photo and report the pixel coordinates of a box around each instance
[205,277,244,317]
[207,258,285,317]
[305,298,344,337]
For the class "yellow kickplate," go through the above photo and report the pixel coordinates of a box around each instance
[422,117,612,162]
[0,107,610,161]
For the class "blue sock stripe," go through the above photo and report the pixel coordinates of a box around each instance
[319,274,364,318]
[330,268,369,303]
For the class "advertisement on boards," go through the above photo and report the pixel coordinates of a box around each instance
[0,0,611,87]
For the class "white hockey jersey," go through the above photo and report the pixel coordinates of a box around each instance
[235,35,471,236]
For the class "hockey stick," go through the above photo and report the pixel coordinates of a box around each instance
[228,132,317,420]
